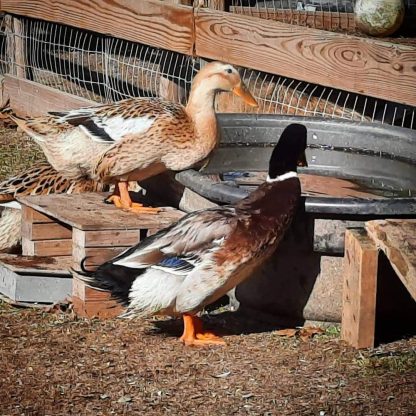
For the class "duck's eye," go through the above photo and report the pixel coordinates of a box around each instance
[225,68,233,74]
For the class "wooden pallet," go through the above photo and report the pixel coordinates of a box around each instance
[17,192,185,318]
[0,254,72,304]
[341,220,416,348]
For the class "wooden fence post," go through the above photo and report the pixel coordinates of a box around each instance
[5,15,25,79]
[158,0,190,102]
[341,229,379,348]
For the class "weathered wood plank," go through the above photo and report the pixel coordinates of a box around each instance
[21,237,72,257]
[72,245,130,270]
[230,7,356,32]
[366,219,416,301]
[1,0,194,55]
[0,253,72,274]
[21,221,72,241]
[341,229,378,349]
[21,206,55,224]
[5,75,96,117]
[17,193,184,231]
[5,15,25,78]
[72,228,141,248]
[195,9,416,106]
[71,295,124,319]
[72,275,112,302]
[0,254,72,303]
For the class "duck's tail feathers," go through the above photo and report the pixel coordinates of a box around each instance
[73,257,141,306]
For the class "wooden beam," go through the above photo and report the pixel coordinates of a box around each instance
[21,237,72,257]
[4,75,96,117]
[195,8,416,107]
[5,15,25,78]
[1,0,194,56]
[341,229,378,349]
[366,219,416,301]
[230,7,356,32]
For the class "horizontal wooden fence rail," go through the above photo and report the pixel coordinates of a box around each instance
[2,0,416,107]
[1,0,194,55]
[195,8,416,108]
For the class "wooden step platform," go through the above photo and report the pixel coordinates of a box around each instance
[16,192,185,318]
[341,220,416,348]
[0,254,72,304]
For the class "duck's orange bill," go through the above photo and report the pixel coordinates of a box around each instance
[232,82,258,107]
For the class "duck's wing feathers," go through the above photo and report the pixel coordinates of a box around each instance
[49,98,187,144]
[112,207,238,272]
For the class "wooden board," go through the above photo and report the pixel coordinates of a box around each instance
[22,206,56,224]
[21,221,72,241]
[341,229,378,349]
[0,254,72,303]
[0,253,72,274]
[366,219,416,301]
[1,0,194,56]
[230,7,356,32]
[71,295,124,319]
[5,75,96,117]
[21,238,72,257]
[18,192,185,231]
[195,8,416,107]
[72,228,141,248]
[72,245,129,269]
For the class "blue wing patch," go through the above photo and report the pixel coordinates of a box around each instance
[152,256,195,275]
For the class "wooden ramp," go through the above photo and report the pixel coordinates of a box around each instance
[0,254,72,304]
[14,192,185,317]
[342,220,416,349]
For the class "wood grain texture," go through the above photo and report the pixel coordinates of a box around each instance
[72,246,128,270]
[195,9,416,106]
[21,206,55,224]
[341,229,378,349]
[72,228,141,248]
[21,237,73,257]
[71,295,124,319]
[72,275,113,302]
[5,16,25,78]
[1,0,194,55]
[17,193,184,231]
[5,75,95,117]
[21,221,72,241]
[0,253,72,274]
[366,219,416,301]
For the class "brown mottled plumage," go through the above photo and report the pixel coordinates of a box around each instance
[12,62,258,212]
[0,163,104,252]
[77,124,307,346]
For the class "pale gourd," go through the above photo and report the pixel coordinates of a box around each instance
[354,0,405,37]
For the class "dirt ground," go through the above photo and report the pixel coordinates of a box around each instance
[0,301,415,416]
[0,123,45,181]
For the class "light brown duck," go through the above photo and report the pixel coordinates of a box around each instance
[12,62,258,213]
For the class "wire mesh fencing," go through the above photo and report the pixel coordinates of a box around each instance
[1,14,415,129]
[224,0,416,34]
[0,14,9,78]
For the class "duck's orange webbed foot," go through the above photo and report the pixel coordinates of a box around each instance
[180,314,226,346]
[106,182,161,214]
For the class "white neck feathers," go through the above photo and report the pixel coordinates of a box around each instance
[266,171,298,183]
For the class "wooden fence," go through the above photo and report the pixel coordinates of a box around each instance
[1,0,416,113]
